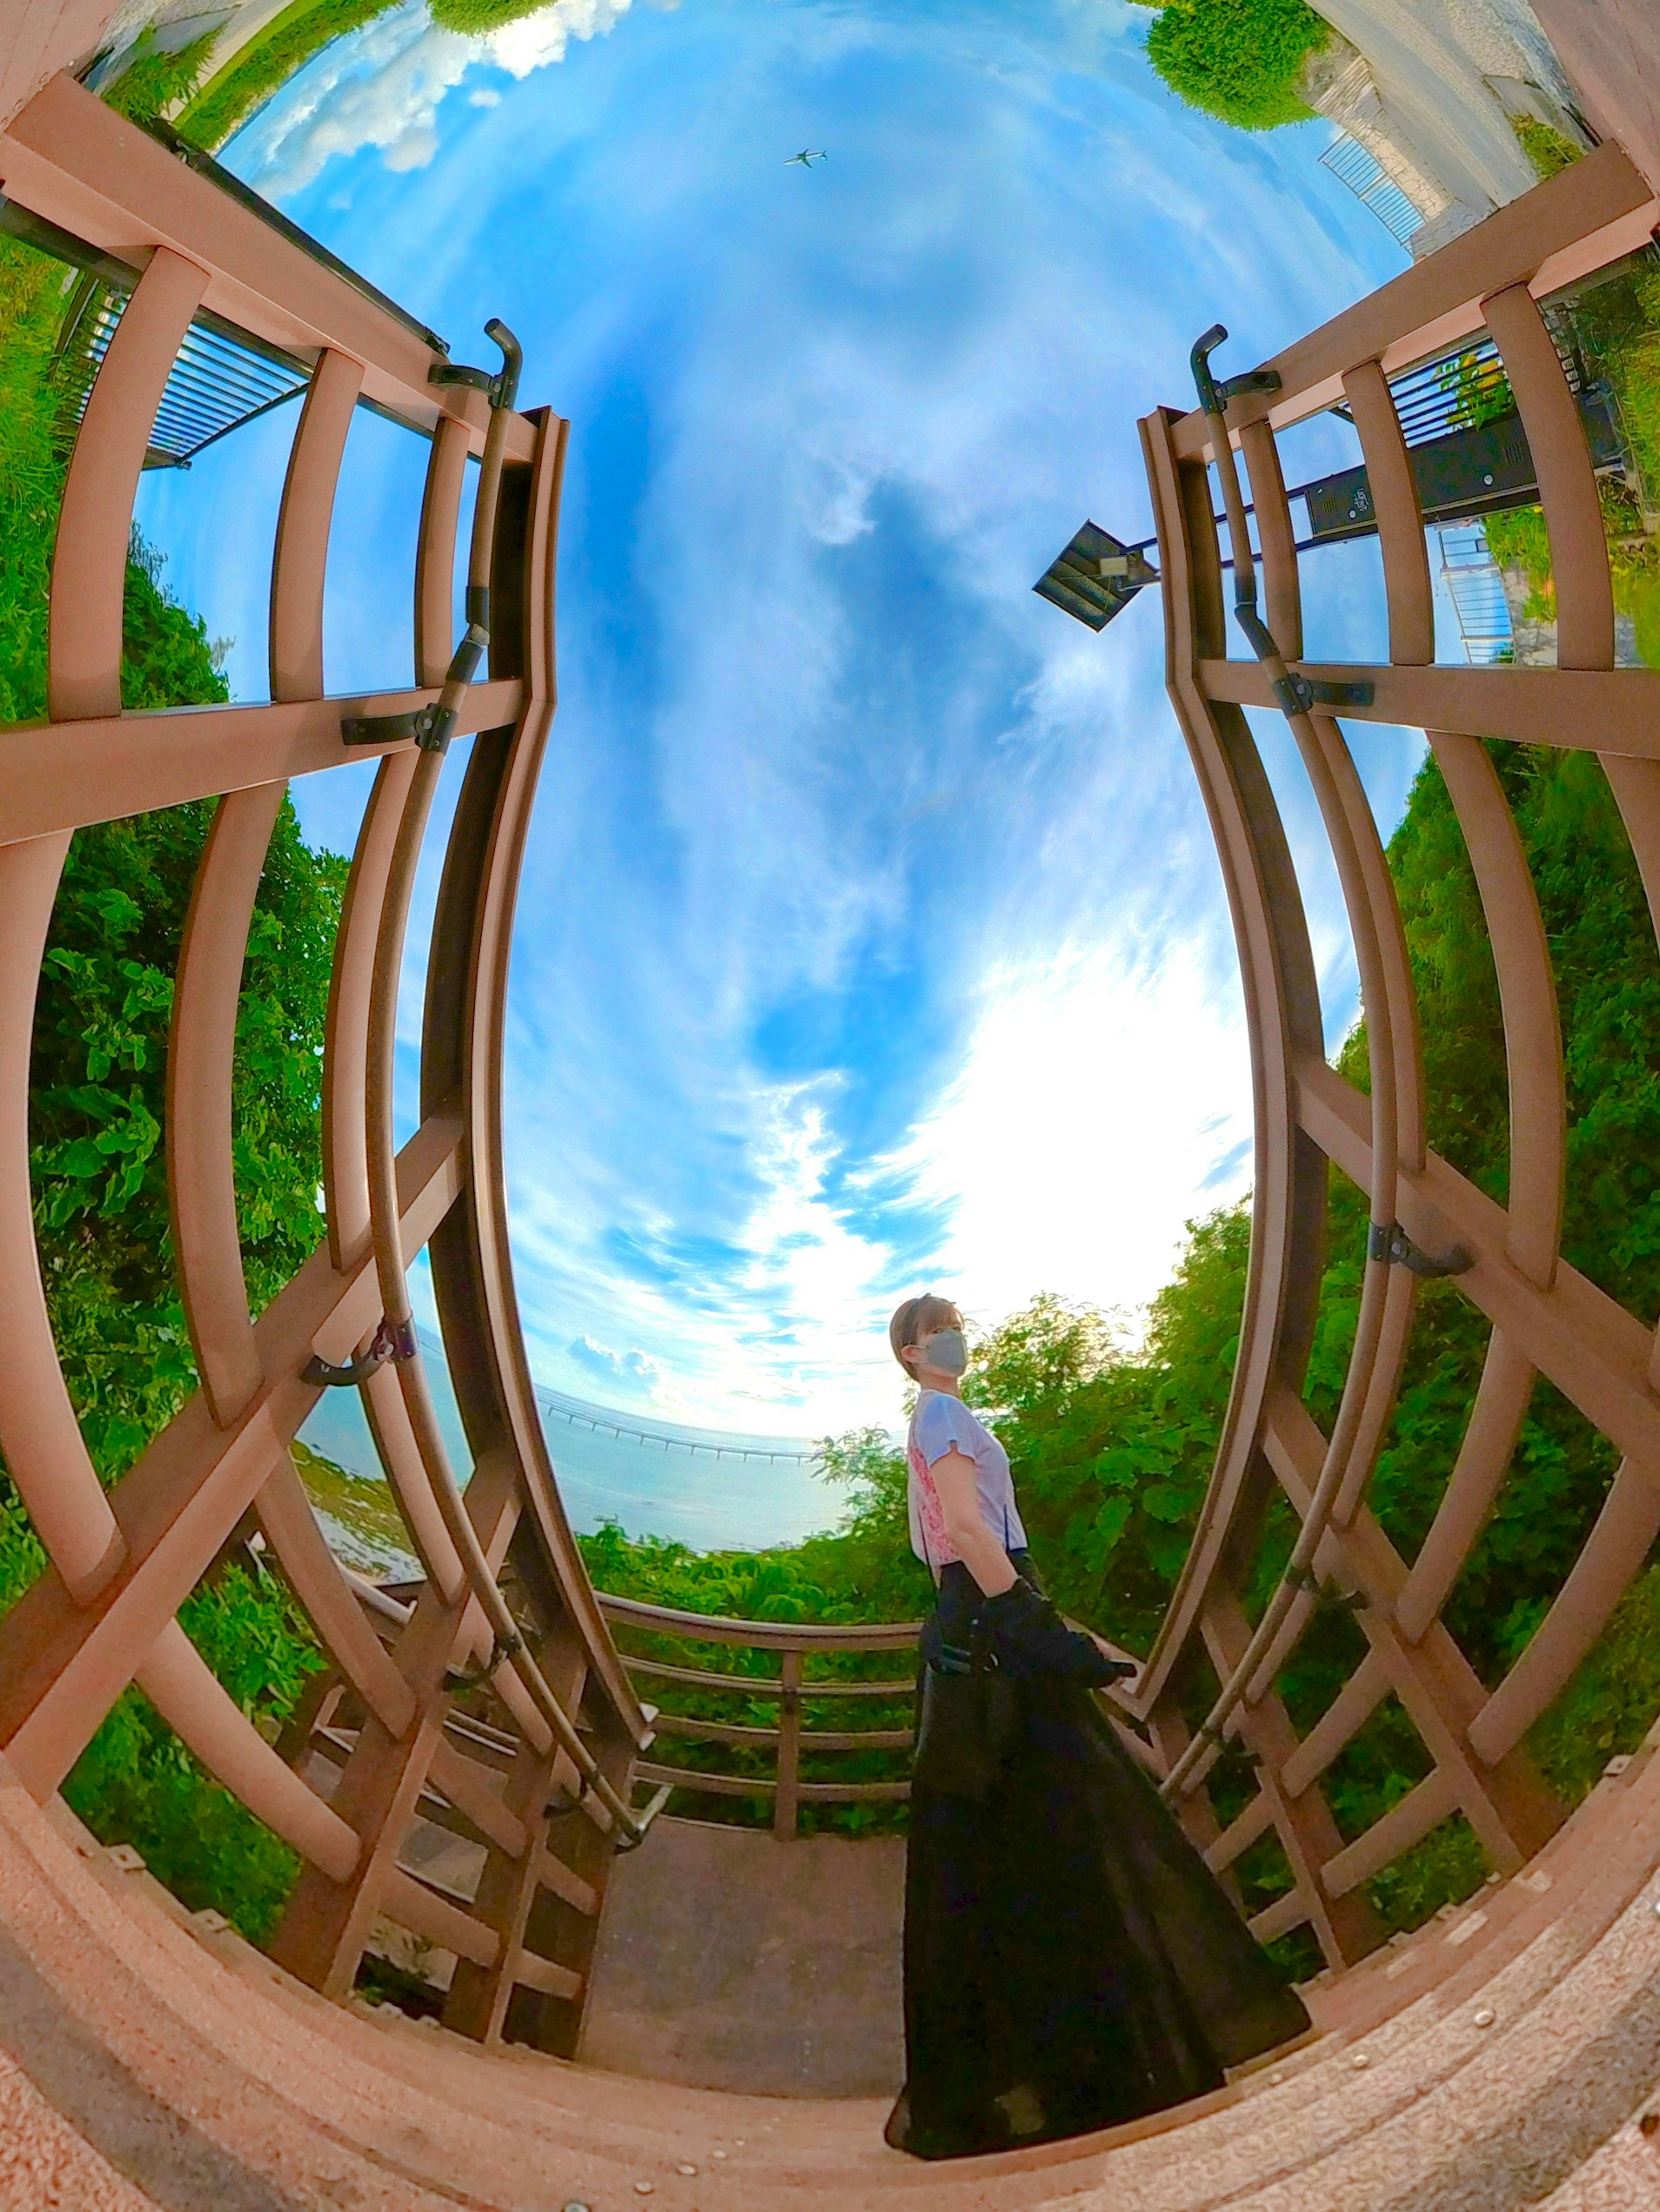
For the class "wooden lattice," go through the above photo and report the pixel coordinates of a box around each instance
[4,64,1660,2052]
[0,73,650,2050]
[1126,141,1660,1967]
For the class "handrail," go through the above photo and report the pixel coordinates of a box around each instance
[600,1593,920,1837]
[136,116,452,359]
[597,1590,923,1652]
[1121,150,1660,1966]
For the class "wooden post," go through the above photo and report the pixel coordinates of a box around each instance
[774,1651,801,1840]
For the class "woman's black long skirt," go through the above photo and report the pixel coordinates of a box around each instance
[886,1566,1312,2161]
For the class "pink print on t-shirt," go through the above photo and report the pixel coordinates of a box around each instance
[908,1438,958,1569]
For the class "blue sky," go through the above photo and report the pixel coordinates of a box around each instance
[137,0,1425,1438]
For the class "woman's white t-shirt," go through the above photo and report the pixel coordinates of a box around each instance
[907,1389,1028,1573]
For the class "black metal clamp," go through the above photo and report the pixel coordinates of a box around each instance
[1367,1220,1474,1278]
[1191,327,1375,721]
[1283,1560,1366,1612]
[544,1771,594,1822]
[1190,323,1283,418]
[342,319,522,758]
[302,1313,417,1388]
[428,314,522,413]
[443,1626,528,1696]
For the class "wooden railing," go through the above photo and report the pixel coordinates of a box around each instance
[598,1595,920,1839]
[0,70,649,2057]
[1120,138,1660,1970]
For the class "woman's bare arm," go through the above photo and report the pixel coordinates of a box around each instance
[928,1447,1016,1595]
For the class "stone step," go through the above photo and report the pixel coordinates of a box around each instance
[9,1746,1660,2211]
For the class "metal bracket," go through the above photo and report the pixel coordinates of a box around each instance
[428,361,498,396]
[302,1314,417,1388]
[1368,1220,1474,1278]
[1218,368,1283,402]
[342,610,487,759]
[544,1771,594,1821]
[1271,670,1377,716]
[613,1780,674,1854]
[444,1627,527,1695]
[1284,1561,1366,1611]
[1190,324,1282,417]
[341,702,453,750]
[428,315,523,414]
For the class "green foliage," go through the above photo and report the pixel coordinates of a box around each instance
[0,236,74,726]
[963,1263,1242,1651]
[1137,0,1327,133]
[99,26,220,121]
[1512,114,1581,182]
[121,531,229,710]
[0,1474,320,1937]
[61,1561,323,1941]
[428,0,555,30]
[32,792,345,1476]
[577,1446,931,1834]
[0,222,346,1928]
[178,0,399,151]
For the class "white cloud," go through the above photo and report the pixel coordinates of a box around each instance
[215,0,1417,1456]
[236,0,632,195]
[882,935,1253,1343]
[567,1334,663,1394]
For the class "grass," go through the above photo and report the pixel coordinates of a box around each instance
[0,236,76,722]
[1513,114,1582,182]
[291,1438,420,1576]
[178,0,400,150]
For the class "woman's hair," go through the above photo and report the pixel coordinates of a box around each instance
[888,1292,962,1375]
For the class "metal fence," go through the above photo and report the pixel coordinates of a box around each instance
[1319,130,1425,253]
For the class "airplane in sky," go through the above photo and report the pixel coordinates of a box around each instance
[785,149,826,168]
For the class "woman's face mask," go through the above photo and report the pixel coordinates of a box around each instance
[918,1327,968,1377]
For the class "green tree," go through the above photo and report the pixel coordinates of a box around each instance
[32,789,346,1475]
[1132,0,1328,133]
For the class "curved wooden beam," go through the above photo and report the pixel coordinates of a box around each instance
[0,831,124,1604]
[48,246,208,722]
[168,780,286,1429]
[270,348,363,704]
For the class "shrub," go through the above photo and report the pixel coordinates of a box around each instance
[1136,0,1328,133]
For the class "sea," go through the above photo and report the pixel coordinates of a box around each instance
[298,1327,841,1560]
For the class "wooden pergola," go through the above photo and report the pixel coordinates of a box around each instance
[5,0,1660,2100]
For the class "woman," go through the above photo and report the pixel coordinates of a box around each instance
[884,1293,1310,2161]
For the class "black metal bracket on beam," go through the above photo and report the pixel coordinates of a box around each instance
[1271,670,1376,716]
[427,314,523,413]
[543,1770,594,1821]
[1193,1719,1261,1762]
[341,700,449,750]
[444,1627,527,1697]
[1232,608,1376,716]
[1189,324,1282,418]
[1368,1220,1475,1278]
[340,623,486,755]
[302,1314,417,1388]
[1283,1561,1366,1612]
